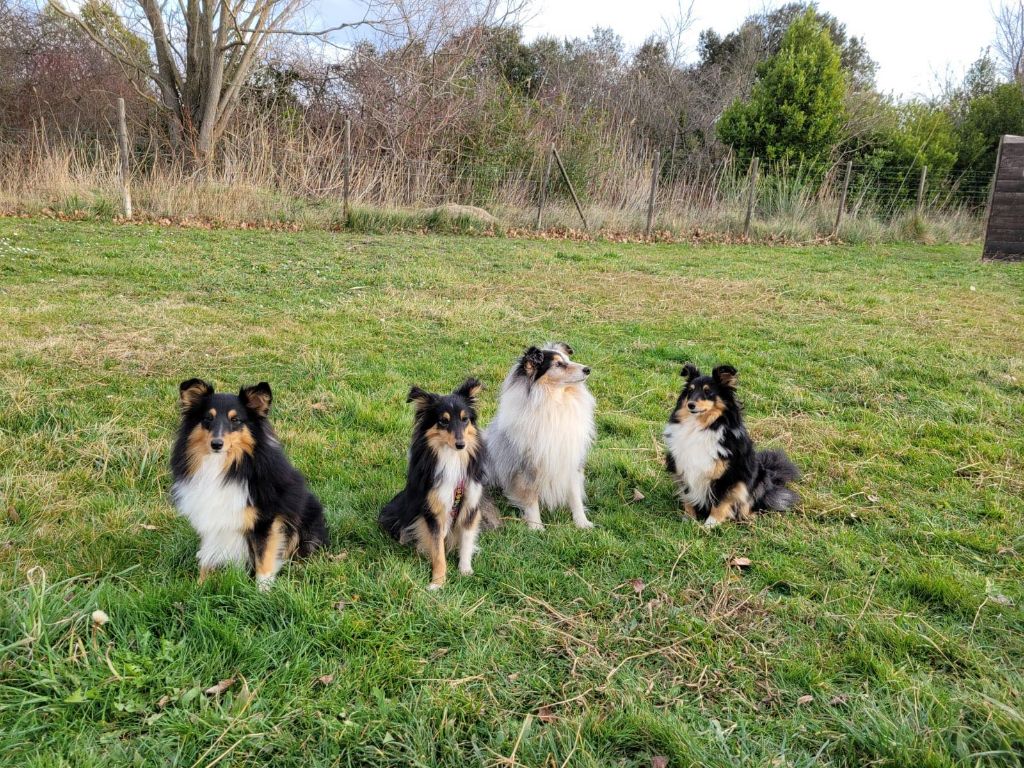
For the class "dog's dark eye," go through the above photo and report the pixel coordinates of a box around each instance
[558,361,567,368]
[460,415,469,423]
[438,417,450,427]
[230,415,240,424]
[202,415,213,426]
[703,386,711,394]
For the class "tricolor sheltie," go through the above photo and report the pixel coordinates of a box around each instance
[170,379,328,588]
[486,342,596,530]
[663,364,799,527]
[378,379,497,589]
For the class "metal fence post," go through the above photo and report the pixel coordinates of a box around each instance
[535,145,554,230]
[743,156,760,240]
[646,150,660,237]
[833,160,853,237]
[116,98,132,219]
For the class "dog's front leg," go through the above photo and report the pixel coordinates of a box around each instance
[253,517,288,591]
[705,483,748,529]
[457,482,483,575]
[425,492,449,589]
[568,471,593,529]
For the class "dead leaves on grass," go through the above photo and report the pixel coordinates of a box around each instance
[204,677,236,697]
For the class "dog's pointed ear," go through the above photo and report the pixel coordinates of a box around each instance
[407,386,434,413]
[680,364,700,382]
[240,382,273,417]
[455,377,482,403]
[712,365,738,389]
[521,346,545,375]
[179,379,212,411]
[545,341,574,357]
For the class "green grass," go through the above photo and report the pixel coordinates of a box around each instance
[0,219,1022,767]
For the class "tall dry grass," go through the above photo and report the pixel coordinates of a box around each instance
[0,114,987,243]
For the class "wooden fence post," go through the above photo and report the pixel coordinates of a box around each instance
[551,146,588,231]
[535,145,554,230]
[743,156,759,240]
[833,160,853,237]
[116,97,132,219]
[916,165,928,217]
[669,128,679,183]
[343,117,352,221]
[646,150,660,237]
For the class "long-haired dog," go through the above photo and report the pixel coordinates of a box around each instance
[171,379,328,588]
[663,364,799,527]
[379,379,497,589]
[486,342,596,530]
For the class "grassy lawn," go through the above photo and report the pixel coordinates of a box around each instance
[1,219,1022,767]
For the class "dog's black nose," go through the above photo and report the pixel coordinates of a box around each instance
[454,441,466,450]
[211,438,224,451]
[582,367,591,375]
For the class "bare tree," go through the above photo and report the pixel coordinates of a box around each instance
[994,1,1024,86]
[49,0,374,164]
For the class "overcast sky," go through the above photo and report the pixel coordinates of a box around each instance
[520,0,997,98]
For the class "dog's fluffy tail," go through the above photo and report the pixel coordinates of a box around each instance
[478,495,503,531]
[378,491,408,541]
[297,494,330,555]
[752,449,800,512]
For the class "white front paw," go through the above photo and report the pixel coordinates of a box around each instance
[427,582,443,591]
[703,517,721,530]
[256,576,274,592]
[574,517,595,530]
[525,520,545,531]
[459,566,474,576]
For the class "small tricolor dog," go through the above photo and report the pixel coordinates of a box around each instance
[486,342,596,530]
[170,379,328,587]
[663,364,799,527]
[378,379,496,589]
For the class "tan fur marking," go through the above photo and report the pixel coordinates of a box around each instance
[284,530,300,560]
[708,483,750,525]
[185,424,211,476]
[255,517,287,579]
[198,565,212,583]
[222,426,256,470]
[242,505,258,532]
[426,424,480,455]
[228,409,237,419]
[710,458,727,480]
[245,390,271,417]
[696,397,726,428]
[179,382,210,411]
[428,533,447,588]
[683,502,697,519]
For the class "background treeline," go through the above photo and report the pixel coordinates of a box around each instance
[1,0,1023,239]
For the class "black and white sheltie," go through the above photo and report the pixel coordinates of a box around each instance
[378,379,497,589]
[486,342,596,530]
[170,379,328,588]
[663,364,799,527]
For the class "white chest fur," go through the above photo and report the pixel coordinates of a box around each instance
[171,454,252,569]
[663,418,726,507]
[432,448,481,533]
[496,381,595,504]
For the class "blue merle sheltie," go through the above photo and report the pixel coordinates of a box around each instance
[378,378,497,589]
[663,364,799,528]
[170,379,328,588]
[486,343,596,530]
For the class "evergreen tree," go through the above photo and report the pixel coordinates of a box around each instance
[718,10,846,170]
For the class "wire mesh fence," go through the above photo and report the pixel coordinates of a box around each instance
[0,117,996,239]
